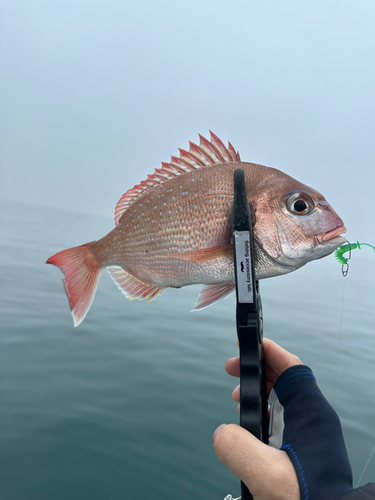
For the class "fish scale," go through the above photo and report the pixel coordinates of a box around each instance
[47,132,346,326]
[102,168,233,256]
[96,165,237,287]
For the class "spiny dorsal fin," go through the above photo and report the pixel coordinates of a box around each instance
[114,131,241,225]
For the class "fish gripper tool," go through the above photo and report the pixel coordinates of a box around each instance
[231,168,269,500]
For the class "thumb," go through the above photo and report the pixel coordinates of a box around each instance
[213,424,299,500]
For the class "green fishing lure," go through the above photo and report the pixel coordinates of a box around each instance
[334,241,375,276]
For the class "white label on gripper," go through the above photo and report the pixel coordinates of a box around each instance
[234,231,254,304]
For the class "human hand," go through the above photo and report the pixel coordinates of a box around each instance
[213,338,303,500]
[226,338,303,410]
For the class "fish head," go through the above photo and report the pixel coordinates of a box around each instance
[249,166,346,269]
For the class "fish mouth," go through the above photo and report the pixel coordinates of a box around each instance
[317,225,347,244]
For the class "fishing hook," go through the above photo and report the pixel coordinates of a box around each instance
[334,241,375,277]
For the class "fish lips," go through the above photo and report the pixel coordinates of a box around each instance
[317,225,347,245]
[315,226,347,259]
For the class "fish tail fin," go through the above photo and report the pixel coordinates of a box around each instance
[46,242,102,327]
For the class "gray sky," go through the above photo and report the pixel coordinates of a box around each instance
[1,0,374,243]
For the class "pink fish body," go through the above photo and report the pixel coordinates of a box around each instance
[47,132,346,326]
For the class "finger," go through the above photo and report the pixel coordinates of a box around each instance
[265,361,280,388]
[225,356,240,378]
[226,339,302,379]
[263,338,303,379]
[213,424,300,499]
[232,381,274,409]
[226,355,278,388]
[232,384,240,402]
[267,380,274,397]
[226,339,302,391]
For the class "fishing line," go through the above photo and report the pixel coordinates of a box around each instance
[333,240,375,402]
[356,445,375,487]
[335,241,375,487]
[332,272,347,405]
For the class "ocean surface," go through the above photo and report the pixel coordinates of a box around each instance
[1,199,374,500]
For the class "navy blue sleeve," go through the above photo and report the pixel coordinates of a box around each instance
[268,365,353,500]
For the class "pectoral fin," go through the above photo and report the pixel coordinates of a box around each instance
[192,283,235,310]
[168,244,233,263]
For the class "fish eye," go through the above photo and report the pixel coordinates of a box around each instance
[294,199,307,212]
[286,191,315,215]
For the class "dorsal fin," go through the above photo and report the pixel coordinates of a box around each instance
[114,131,241,225]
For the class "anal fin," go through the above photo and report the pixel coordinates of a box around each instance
[192,283,235,311]
[108,267,165,302]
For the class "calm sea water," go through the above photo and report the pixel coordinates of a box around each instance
[1,200,374,500]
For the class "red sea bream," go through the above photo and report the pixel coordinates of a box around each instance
[47,132,346,326]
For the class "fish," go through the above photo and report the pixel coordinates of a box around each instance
[47,131,346,326]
